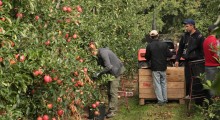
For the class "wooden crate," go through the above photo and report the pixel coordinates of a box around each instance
[139,67,185,105]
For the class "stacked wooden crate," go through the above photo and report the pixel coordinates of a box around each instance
[139,67,185,105]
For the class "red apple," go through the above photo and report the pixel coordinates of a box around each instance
[95,101,100,106]
[33,70,39,76]
[16,13,23,19]
[57,109,64,116]
[67,7,72,13]
[74,71,79,76]
[83,67,88,73]
[94,111,100,116]
[38,69,43,75]
[73,33,78,39]
[57,97,62,102]
[52,118,56,120]
[79,59,84,63]
[66,37,71,42]
[42,115,49,120]
[65,33,69,39]
[37,116,43,120]
[15,54,20,59]
[0,57,3,62]
[10,41,15,47]
[35,16,40,21]
[92,104,96,108]
[45,40,50,46]
[62,6,67,12]
[44,75,52,83]
[0,17,5,21]
[57,79,62,85]
[47,103,53,109]
[53,76,58,81]
[71,78,75,82]
[0,1,3,6]
[76,5,82,13]
[77,81,84,87]
[74,83,78,87]
[57,19,62,23]
[19,55,26,62]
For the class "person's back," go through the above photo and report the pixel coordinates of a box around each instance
[203,35,219,67]
[145,30,173,105]
[98,48,123,77]
[147,40,172,71]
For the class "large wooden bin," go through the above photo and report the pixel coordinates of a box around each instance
[139,67,185,105]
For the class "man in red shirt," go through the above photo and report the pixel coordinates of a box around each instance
[203,24,220,97]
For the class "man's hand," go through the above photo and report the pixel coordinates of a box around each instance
[174,61,179,67]
[92,72,101,80]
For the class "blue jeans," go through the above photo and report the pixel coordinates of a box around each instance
[205,66,220,96]
[152,71,167,103]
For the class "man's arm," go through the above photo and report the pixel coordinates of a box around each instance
[145,45,151,62]
[199,34,205,56]
[99,51,113,74]
[176,35,185,62]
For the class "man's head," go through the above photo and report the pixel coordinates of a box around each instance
[208,24,218,35]
[183,19,196,33]
[89,42,98,56]
[149,30,159,39]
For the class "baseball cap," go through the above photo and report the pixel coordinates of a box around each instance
[149,30,158,36]
[183,18,195,25]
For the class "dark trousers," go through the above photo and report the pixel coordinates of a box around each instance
[184,61,191,96]
[107,77,120,112]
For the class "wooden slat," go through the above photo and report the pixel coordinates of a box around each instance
[139,88,155,94]
[138,67,184,76]
[139,75,184,82]
[168,82,185,89]
[139,81,185,89]
[138,75,152,82]
[166,75,184,82]
[139,93,157,99]
[166,67,184,76]
[139,81,153,88]
[138,69,151,76]
[139,88,185,94]
[139,99,145,105]
[139,93,185,99]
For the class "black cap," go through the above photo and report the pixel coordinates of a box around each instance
[183,18,195,25]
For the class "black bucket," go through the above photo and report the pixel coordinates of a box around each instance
[88,104,106,120]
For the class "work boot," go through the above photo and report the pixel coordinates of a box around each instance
[157,102,164,106]
[106,112,116,118]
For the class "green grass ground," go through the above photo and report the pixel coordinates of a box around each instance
[110,96,204,120]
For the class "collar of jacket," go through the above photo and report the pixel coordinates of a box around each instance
[185,29,201,36]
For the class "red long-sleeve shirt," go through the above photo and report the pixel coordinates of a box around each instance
[203,35,220,66]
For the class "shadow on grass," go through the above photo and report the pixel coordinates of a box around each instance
[111,96,203,120]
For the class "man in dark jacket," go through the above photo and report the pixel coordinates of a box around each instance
[92,47,125,118]
[175,19,205,98]
[145,30,173,105]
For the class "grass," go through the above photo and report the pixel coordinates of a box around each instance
[110,96,204,120]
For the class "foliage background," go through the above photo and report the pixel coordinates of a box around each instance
[0,0,219,119]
